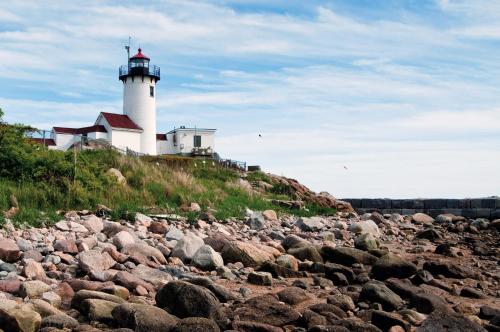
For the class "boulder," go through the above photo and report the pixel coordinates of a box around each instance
[19,280,51,298]
[247,212,267,230]
[263,210,278,221]
[113,271,155,293]
[354,233,379,251]
[54,220,88,233]
[348,220,380,237]
[0,239,21,262]
[288,246,324,263]
[192,245,224,270]
[221,241,274,267]
[175,317,220,332]
[276,254,299,271]
[259,262,306,278]
[131,264,173,288]
[371,310,410,332]
[81,215,104,233]
[0,305,41,332]
[282,234,310,250]
[40,314,79,329]
[121,242,167,265]
[135,212,153,226]
[422,261,475,279]
[166,227,184,241]
[416,309,487,332]
[321,246,378,266]
[232,321,284,332]
[248,271,273,286]
[326,294,355,312]
[113,231,136,250]
[82,298,119,324]
[23,259,46,279]
[412,213,434,225]
[295,217,325,232]
[371,254,418,280]
[112,303,179,332]
[277,287,311,305]
[71,290,126,311]
[53,239,78,254]
[108,168,127,185]
[156,281,222,319]
[359,281,404,311]
[78,250,116,273]
[415,228,442,241]
[171,233,205,262]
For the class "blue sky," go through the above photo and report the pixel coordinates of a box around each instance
[1,0,499,198]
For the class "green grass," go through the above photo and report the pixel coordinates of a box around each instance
[0,115,335,226]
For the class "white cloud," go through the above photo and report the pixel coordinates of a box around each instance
[0,1,499,198]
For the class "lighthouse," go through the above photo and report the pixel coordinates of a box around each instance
[119,48,160,155]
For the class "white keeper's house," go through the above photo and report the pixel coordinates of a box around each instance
[34,48,216,157]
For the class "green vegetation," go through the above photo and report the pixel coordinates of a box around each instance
[0,108,335,226]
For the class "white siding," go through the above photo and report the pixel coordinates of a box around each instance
[176,130,215,155]
[87,132,108,140]
[123,76,157,155]
[54,133,77,151]
[110,130,141,152]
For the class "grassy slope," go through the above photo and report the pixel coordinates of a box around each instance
[0,149,335,227]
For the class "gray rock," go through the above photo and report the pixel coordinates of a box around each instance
[321,246,378,266]
[348,220,380,237]
[354,233,378,251]
[156,281,222,319]
[174,317,220,332]
[295,217,325,232]
[19,280,51,298]
[171,233,205,262]
[371,254,418,280]
[412,213,434,225]
[417,309,487,332]
[131,264,173,288]
[78,250,116,273]
[192,245,224,270]
[113,303,179,332]
[166,227,184,241]
[248,271,273,286]
[247,212,266,230]
[41,314,79,329]
[359,281,404,311]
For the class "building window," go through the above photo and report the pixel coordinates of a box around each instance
[150,86,154,97]
[194,135,202,147]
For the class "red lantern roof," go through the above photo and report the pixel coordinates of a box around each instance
[130,48,150,60]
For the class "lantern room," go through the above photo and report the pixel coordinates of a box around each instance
[119,48,160,82]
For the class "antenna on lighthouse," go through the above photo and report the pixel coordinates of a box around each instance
[124,36,131,61]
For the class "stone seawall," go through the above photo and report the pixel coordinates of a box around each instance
[342,198,500,219]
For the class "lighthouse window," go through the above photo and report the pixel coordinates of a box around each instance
[194,135,202,147]
[150,86,154,97]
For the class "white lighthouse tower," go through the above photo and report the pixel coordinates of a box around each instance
[119,48,160,155]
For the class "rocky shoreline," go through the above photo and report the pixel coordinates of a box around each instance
[0,209,498,332]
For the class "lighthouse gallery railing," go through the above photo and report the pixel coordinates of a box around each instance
[119,65,160,78]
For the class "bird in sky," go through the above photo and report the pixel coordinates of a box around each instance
[344,166,348,170]
[258,134,262,138]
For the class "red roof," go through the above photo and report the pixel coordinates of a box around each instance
[130,48,150,61]
[30,138,56,146]
[53,125,107,135]
[156,134,167,141]
[100,112,142,131]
